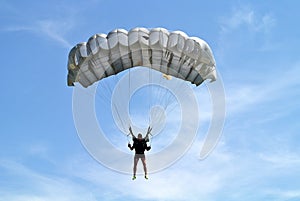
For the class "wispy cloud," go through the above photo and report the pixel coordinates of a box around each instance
[265,189,300,200]
[217,4,278,57]
[220,5,276,34]
[3,19,73,48]
[0,159,97,201]
[65,137,299,201]
[0,1,77,49]
[259,151,300,168]
[64,146,233,201]
[224,60,300,116]
[2,134,300,201]
[37,19,73,48]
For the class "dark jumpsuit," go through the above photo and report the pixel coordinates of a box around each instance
[130,137,151,158]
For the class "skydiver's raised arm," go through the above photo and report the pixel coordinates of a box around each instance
[145,126,152,140]
[129,126,136,138]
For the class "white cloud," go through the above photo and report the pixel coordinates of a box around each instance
[63,144,234,201]
[217,4,278,57]
[220,6,276,34]
[37,20,73,48]
[62,137,300,201]
[3,20,72,48]
[2,132,300,201]
[224,60,300,117]
[259,151,300,168]
[0,1,76,49]
[266,189,300,200]
[0,159,98,201]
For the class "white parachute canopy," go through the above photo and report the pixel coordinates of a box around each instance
[67,27,216,87]
[67,27,217,134]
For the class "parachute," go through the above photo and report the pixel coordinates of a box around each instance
[69,28,223,172]
[67,27,216,88]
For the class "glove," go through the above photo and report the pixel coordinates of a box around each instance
[128,143,131,148]
[146,146,151,151]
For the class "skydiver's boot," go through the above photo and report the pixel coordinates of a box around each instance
[144,175,148,180]
[132,175,136,180]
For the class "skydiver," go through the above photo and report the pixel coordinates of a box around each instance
[128,126,152,180]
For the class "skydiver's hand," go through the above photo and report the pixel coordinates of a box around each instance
[129,126,132,133]
[128,143,131,148]
[147,126,152,133]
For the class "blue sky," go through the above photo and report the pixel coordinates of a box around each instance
[1,0,300,200]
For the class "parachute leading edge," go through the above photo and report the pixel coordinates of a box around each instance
[67,27,217,88]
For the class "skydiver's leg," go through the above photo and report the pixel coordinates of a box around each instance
[133,155,139,179]
[141,156,147,178]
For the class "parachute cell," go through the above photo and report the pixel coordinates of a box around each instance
[67,27,216,88]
